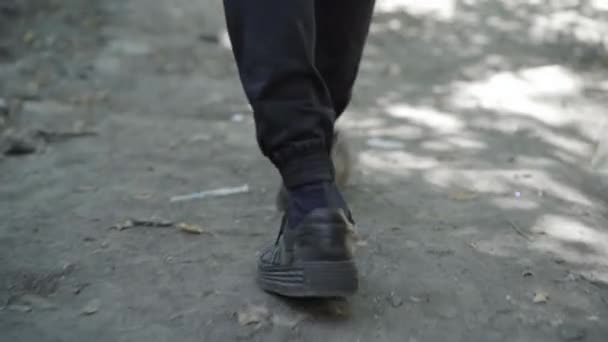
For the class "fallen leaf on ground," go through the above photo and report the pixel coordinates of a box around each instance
[113,217,174,229]
[36,128,98,143]
[23,31,35,44]
[271,313,307,329]
[522,270,534,277]
[448,190,479,201]
[109,220,134,231]
[133,218,173,227]
[533,291,549,304]
[236,304,271,326]
[81,299,101,315]
[177,222,205,235]
[409,295,429,303]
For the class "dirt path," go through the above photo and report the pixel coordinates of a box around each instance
[1,1,608,341]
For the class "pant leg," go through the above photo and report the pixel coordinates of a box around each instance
[223,0,336,188]
[315,0,375,118]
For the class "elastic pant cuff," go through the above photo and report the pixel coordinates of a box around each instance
[272,142,334,188]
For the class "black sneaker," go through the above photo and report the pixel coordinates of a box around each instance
[257,208,358,298]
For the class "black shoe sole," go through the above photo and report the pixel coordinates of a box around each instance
[257,260,358,298]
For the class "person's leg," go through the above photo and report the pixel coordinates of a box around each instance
[223,0,335,191]
[223,0,373,298]
[315,0,375,118]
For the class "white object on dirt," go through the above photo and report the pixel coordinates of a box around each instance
[170,184,250,203]
[366,137,405,149]
[231,113,244,122]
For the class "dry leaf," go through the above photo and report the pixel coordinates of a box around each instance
[271,313,307,329]
[81,299,101,315]
[23,31,35,44]
[236,304,270,326]
[533,291,549,304]
[177,223,204,235]
[131,218,173,228]
[522,270,534,277]
[110,220,134,231]
[448,190,478,201]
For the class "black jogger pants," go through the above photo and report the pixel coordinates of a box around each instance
[223,1,375,188]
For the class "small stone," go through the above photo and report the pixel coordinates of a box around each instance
[554,258,566,265]
[3,134,37,156]
[387,292,404,308]
[533,291,549,304]
[81,299,101,315]
[559,324,586,341]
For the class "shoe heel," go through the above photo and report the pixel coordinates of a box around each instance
[258,260,358,298]
[302,260,359,297]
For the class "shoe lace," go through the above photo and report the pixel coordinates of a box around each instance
[274,215,287,246]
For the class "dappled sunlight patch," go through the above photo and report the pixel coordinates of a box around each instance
[533,214,608,266]
[492,197,540,210]
[422,168,594,208]
[424,169,514,194]
[359,150,438,176]
[420,140,453,152]
[445,136,486,149]
[451,65,584,126]
[338,117,386,130]
[524,172,594,206]
[591,0,608,11]
[534,126,591,159]
[421,135,486,152]
[366,125,425,140]
[375,0,456,20]
[384,104,464,133]
[470,113,592,163]
[535,215,607,247]
[530,9,608,45]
